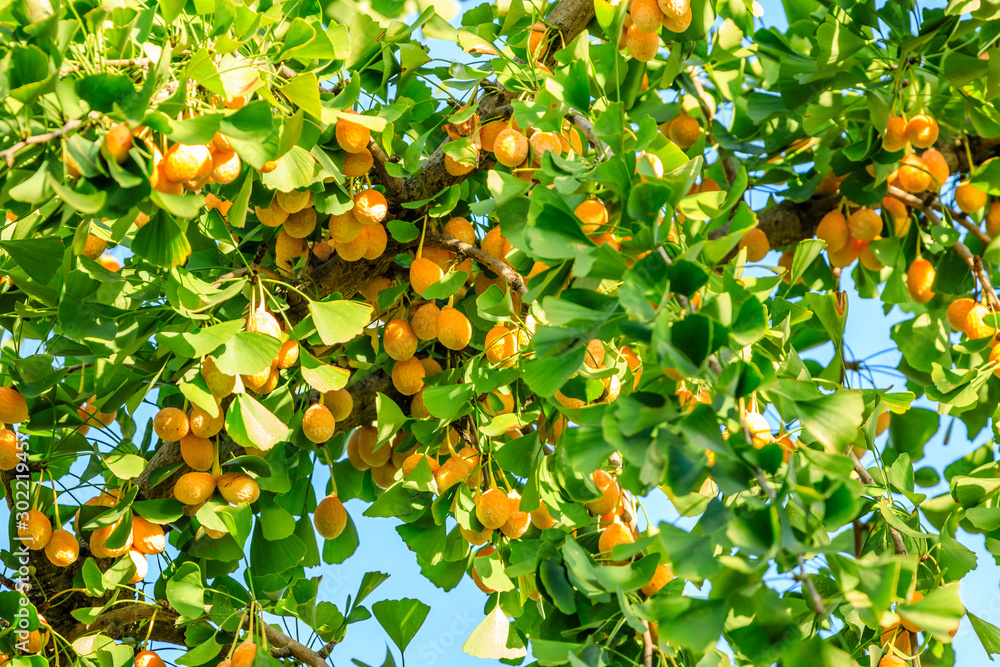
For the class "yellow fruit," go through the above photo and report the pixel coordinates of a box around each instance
[276,339,299,369]
[402,453,440,478]
[471,545,497,594]
[189,405,224,438]
[434,456,468,493]
[625,24,660,62]
[475,488,511,530]
[314,495,348,539]
[384,319,418,361]
[828,238,861,268]
[460,525,493,545]
[0,430,21,470]
[180,433,214,472]
[0,387,29,424]
[859,242,884,272]
[217,472,260,504]
[127,548,147,584]
[738,228,770,262]
[744,410,773,448]
[276,190,313,214]
[921,149,950,190]
[173,471,217,505]
[667,113,702,149]
[132,516,166,555]
[660,0,692,32]
[443,217,476,245]
[328,209,363,243]
[336,111,371,153]
[283,207,318,239]
[335,227,368,261]
[947,298,976,333]
[363,223,388,260]
[232,643,258,667]
[964,303,996,340]
[409,257,444,297]
[81,234,107,261]
[485,325,518,364]
[343,148,374,178]
[641,563,674,597]
[392,356,426,396]
[256,199,289,227]
[202,356,235,398]
[493,129,529,168]
[847,208,882,242]
[955,181,988,214]
[153,407,189,441]
[437,307,472,350]
[44,529,78,567]
[882,115,908,152]
[879,656,907,667]
[411,303,440,340]
[247,308,282,338]
[598,522,634,560]
[103,123,133,163]
[881,196,910,236]
[355,426,389,467]
[163,144,213,183]
[876,410,891,436]
[353,189,387,225]
[324,388,354,422]
[530,502,556,529]
[906,114,939,149]
[211,151,241,185]
[302,403,336,443]
[897,154,932,192]
[587,470,621,515]
[906,258,935,304]
[575,199,609,234]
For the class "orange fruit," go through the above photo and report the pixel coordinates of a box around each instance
[163,144,213,183]
[0,387,28,424]
[132,516,166,555]
[276,339,299,369]
[202,356,236,398]
[134,651,165,667]
[437,307,472,350]
[876,410,891,436]
[527,22,547,59]
[470,545,498,594]
[276,190,313,214]
[625,25,660,61]
[103,123,133,164]
[847,207,882,242]
[641,563,674,597]
[484,325,518,364]
[828,238,862,268]
[211,151,241,184]
[947,298,976,333]
[631,0,667,32]
[353,189,387,225]
[19,510,52,550]
[346,431,371,470]
[402,453,440,478]
[636,152,664,180]
[744,410,773,448]
[411,303,440,340]
[530,131,563,164]
[667,112,702,149]
[475,488,511,530]
[816,211,849,251]
[880,622,911,654]
[575,199,609,234]
[881,196,910,236]
[356,426,391,467]
[153,407,189,441]
[444,217,476,245]
[587,470,621,515]
[180,433,214,471]
[343,148,374,178]
[585,339,606,369]
[173,471,217,505]
[392,356,426,396]
[218,472,260,504]
[371,461,398,489]
[363,223,387,260]
[499,491,530,538]
[384,319,418,361]
[323,388,354,422]
[336,111,371,153]
[212,132,232,152]
[98,254,122,271]
[256,199,289,227]
[481,226,509,260]
[0,430,21,470]
[906,258,935,303]
[231,642,257,667]
[964,303,996,339]
[44,529,79,567]
[335,227,368,261]
[247,308,282,338]
[882,116,908,152]
[311,241,332,262]
[283,207,318,239]
[81,234,107,260]
[530,502,556,529]
[906,114,939,148]
[859,242,884,272]
[956,181,988,214]
[897,154,932,192]
[598,522,634,560]
[987,201,1000,237]
[921,149,950,190]
[314,495,348,539]
[493,129,529,168]
[189,405,224,438]
[410,257,444,296]
[660,0,692,32]
[738,228,770,262]
[302,403,336,443]
[126,548,147,584]
[878,656,907,667]
[433,456,468,493]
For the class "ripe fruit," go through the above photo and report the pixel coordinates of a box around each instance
[173,471,217,505]
[356,426,391,467]
[816,211,849,251]
[631,0,666,32]
[744,411,773,448]
[947,298,975,333]
[987,201,1000,237]
[460,525,493,545]
[328,209,363,242]
[276,190,312,214]
[353,189,387,225]
[365,225,389,260]
[0,386,29,423]
[211,151,241,184]
[906,113,939,148]
[126,548,147,584]
[906,258,936,304]
[336,227,369,261]
[900,590,925,632]
[493,129,529,168]
[666,112,702,149]
[738,228,770,262]
[163,144,213,183]
[218,472,260,504]
[135,651,165,667]
[314,495,348,539]
[434,456,469,493]
[529,131,563,164]
[336,111,372,153]
[471,545,497,594]
[153,407,190,442]
[44,529,79,567]
[323,388,354,422]
[98,254,121,271]
[485,325,518,364]
[575,199,609,234]
[964,303,996,339]
[257,199,289,227]
[847,208,882,242]
[180,434,214,472]
[880,622,911,654]
[392,356,426,396]
[587,470,621,515]
[956,181,988,214]
[302,403,336,443]
[343,148,374,178]
[897,154,932,192]
[384,319,418,361]
[371,462,398,489]
[625,24,660,62]
[881,196,909,236]
[232,642,258,667]
[530,502,556,529]
[189,405,224,438]
[499,491,530,538]
[402,453,440,478]
[859,243,884,272]
[132,516,166,555]
[437,307,472,350]
[598,522,634,559]
[476,488,511,530]
[641,563,674,597]
[103,123,133,163]
[19,510,52,550]
[882,116,908,152]
[276,339,299,369]
[527,22,547,58]
[444,217,475,245]
[411,303,440,340]
[283,207,318,238]
[202,356,235,398]
[660,0,692,32]
[921,149,950,189]
[409,257,444,296]
[0,430,21,470]
[828,238,861,268]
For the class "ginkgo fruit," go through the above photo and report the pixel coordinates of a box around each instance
[493,129,529,168]
[409,257,443,296]
[276,190,312,214]
[897,154,932,192]
[947,298,975,334]
[0,430,20,470]
[132,516,166,555]
[314,494,348,539]
[882,116,908,152]
[847,208,882,242]
[180,434,214,471]
[392,356,426,395]
[816,211,849,251]
[328,210,363,242]
[437,307,472,350]
[906,258,936,303]
[475,488,511,530]
[44,529,79,567]
[324,388,354,422]
[163,144,213,183]
[153,407,189,441]
[625,24,659,62]
[666,112,702,149]
[283,207,318,238]
[90,519,132,558]
[343,148,374,178]
[0,387,28,424]
[744,410,773,448]
[336,111,371,153]
[232,642,258,667]
[906,113,939,148]
[218,472,260,504]
[189,405,224,438]
[921,149,950,189]
[353,189,388,225]
[641,563,674,597]
[485,325,518,364]
[859,243,884,272]
[434,456,469,493]
[598,522,634,560]
[530,502,556,529]
[402,453,440,478]
[661,0,692,32]
[174,471,217,505]
[202,356,235,397]
[356,426,391,467]
[103,123,133,163]
[964,303,996,340]
[384,319,419,361]
[955,181,987,213]
[987,201,1000,237]
[587,470,621,515]
[256,199,289,227]
[411,303,440,340]
[211,151,241,184]
[336,227,369,261]
[302,403,336,443]
[134,650,164,667]
[470,545,497,594]
[500,491,530,538]
[738,228,770,262]
[276,339,299,369]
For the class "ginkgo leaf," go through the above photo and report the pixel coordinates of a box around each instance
[462,606,527,660]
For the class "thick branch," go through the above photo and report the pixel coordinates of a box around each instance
[68,602,185,645]
[425,232,527,294]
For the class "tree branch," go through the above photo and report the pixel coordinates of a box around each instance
[848,450,908,556]
[425,232,527,294]
[0,114,99,167]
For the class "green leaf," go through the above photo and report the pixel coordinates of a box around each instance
[300,349,350,393]
[309,299,373,345]
[0,238,63,285]
[969,612,1000,659]
[103,453,146,479]
[281,73,322,118]
[372,598,430,654]
[81,558,108,597]
[167,562,205,622]
[132,213,192,268]
[156,320,245,358]
[462,606,528,659]
[257,494,296,541]
[213,332,282,376]
[375,393,407,446]
[421,384,476,422]
[225,393,291,452]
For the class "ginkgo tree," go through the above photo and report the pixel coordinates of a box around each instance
[3,0,1000,665]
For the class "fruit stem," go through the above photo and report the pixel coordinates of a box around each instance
[212,441,222,478]
[416,213,428,259]
[47,470,61,529]
[143,608,158,648]
[323,449,338,497]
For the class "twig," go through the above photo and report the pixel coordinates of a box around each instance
[60,58,154,74]
[848,450,908,555]
[425,232,527,295]
[0,116,94,167]
[686,67,736,187]
[368,140,406,200]
[796,554,825,615]
[886,185,991,246]
[641,622,653,667]
[566,113,608,160]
